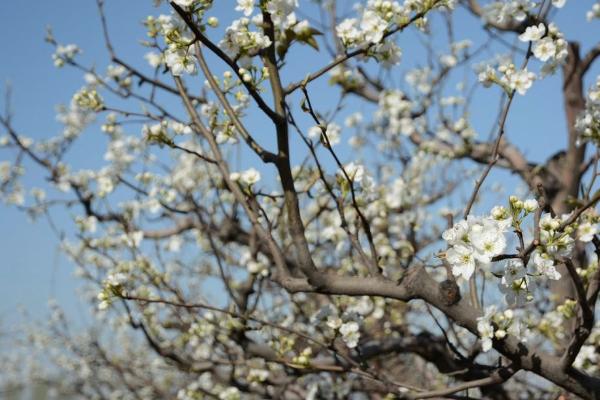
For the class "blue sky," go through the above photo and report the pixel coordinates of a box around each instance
[1,0,600,329]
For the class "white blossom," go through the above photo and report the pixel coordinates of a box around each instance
[230,168,261,186]
[533,38,557,62]
[339,321,361,348]
[531,251,561,280]
[588,3,600,21]
[219,387,241,400]
[172,0,195,7]
[523,199,538,213]
[518,23,546,42]
[508,68,536,95]
[144,52,163,68]
[165,49,197,76]
[360,10,387,44]
[235,0,254,16]
[443,214,508,280]
[476,306,497,352]
[446,244,476,280]
[577,222,598,242]
[308,123,341,146]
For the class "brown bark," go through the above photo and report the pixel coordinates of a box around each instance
[544,42,588,321]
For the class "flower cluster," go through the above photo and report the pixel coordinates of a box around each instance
[308,122,341,146]
[518,23,568,74]
[73,88,104,111]
[52,44,80,68]
[144,14,199,77]
[538,213,575,257]
[588,3,600,21]
[239,249,270,276]
[336,4,393,47]
[443,214,509,280]
[56,101,96,140]
[337,162,375,194]
[311,305,363,348]
[337,17,402,66]
[499,259,535,306]
[483,0,540,24]
[219,17,272,64]
[265,0,299,28]
[334,0,425,66]
[230,168,261,187]
[576,75,600,145]
[339,321,361,348]
[97,272,128,310]
[478,62,536,95]
[165,49,197,76]
[375,90,415,137]
[477,306,524,352]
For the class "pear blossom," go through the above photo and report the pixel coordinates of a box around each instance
[446,244,476,280]
[500,274,533,306]
[477,307,522,352]
[339,321,361,348]
[573,345,598,373]
[339,162,374,191]
[230,168,261,187]
[265,0,299,28]
[53,44,80,67]
[207,17,219,27]
[443,214,508,280]
[144,52,163,68]
[523,199,538,213]
[73,88,103,111]
[336,18,362,47]
[501,259,526,286]
[577,222,598,242]
[506,0,534,22]
[539,214,575,256]
[121,231,144,248]
[508,68,536,95]
[552,0,567,8]
[96,174,114,197]
[326,316,343,330]
[106,272,128,287]
[476,306,497,352]
[308,123,341,146]
[165,49,197,76]
[172,0,196,7]
[360,10,387,44]
[371,41,402,67]
[518,23,546,42]
[490,206,513,229]
[500,259,534,306]
[478,66,497,87]
[533,38,557,62]
[219,18,272,58]
[531,251,561,280]
[219,387,241,400]
[167,236,183,252]
[75,215,97,233]
[470,225,507,263]
[588,3,600,21]
[235,0,254,16]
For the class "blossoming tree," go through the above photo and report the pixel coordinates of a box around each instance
[2,0,600,398]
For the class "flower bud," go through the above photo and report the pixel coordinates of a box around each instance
[207,17,219,28]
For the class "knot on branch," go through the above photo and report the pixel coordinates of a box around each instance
[439,279,461,306]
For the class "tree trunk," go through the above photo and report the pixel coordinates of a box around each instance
[545,41,587,345]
